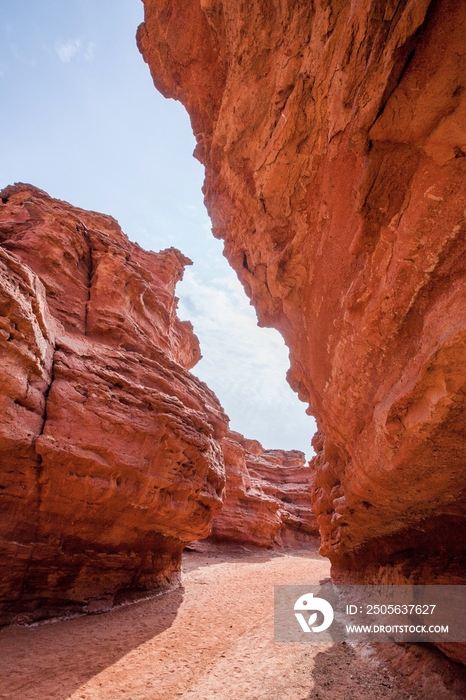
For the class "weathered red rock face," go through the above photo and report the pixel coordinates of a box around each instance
[209,430,316,547]
[0,183,228,624]
[138,0,466,660]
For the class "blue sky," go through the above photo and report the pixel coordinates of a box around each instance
[0,0,316,457]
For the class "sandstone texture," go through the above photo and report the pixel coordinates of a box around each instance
[138,0,466,661]
[209,430,316,547]
[0,183,228,624]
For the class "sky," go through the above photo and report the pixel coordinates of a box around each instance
[0,0,316,457]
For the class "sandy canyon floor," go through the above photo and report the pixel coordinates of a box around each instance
[1,544,466,700]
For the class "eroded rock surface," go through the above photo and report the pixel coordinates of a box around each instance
[0,183,228,624]
[138,0,466,661]
[209,430,316,547]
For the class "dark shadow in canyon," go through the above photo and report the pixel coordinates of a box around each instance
[0,587,184,700]
[306,641,466,700]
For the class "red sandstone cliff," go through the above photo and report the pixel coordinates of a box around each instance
[209,430,316,547]
[138,0,466,662]
[0,183,228,624]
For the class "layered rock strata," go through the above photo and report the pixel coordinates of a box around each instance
[138,0,466,662]
[0,183,228,624]
[209,430,316,547]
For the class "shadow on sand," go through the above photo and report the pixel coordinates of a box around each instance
[1,587,184,700]
[305,641,466,700]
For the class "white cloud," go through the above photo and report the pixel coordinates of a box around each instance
[84,42,95,61]
[55,39,81,64]
[177,269,316,457]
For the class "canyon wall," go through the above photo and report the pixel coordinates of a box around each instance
[0,183,228,624]
[138,0,466,660]
[209,430,316,547]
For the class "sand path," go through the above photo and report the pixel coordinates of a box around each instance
[1,545,465,699]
